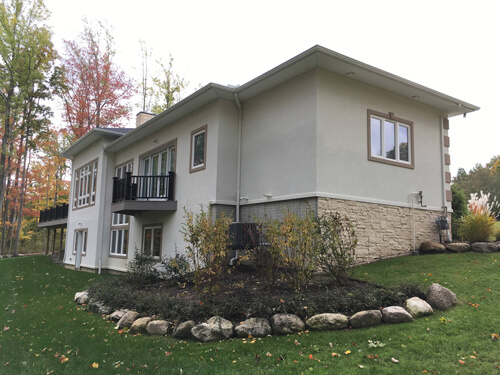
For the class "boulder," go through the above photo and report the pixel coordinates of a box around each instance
[420,241,446,253]
[117,311,140,329]
[88,300,113,315]
[269,314,306,335]
[235,318,272,338]
[349,310,382,328]
[74,291,88,304]
[405,297,433,318]
[173,320,195,339]
[306,313,348,331]
[446,242,470,252]
[109,310,127,322]
[191,316,234,342]
[382,306,414,324]
[130,317,152,334]
[146,320,169,335]
[471,242,499,253]
[426,283,457,311]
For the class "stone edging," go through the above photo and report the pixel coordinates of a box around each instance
[74,283,457,342]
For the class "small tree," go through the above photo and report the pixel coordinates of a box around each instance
[181,205,232,295]
[315,212,357,284]
[258,211,320,293]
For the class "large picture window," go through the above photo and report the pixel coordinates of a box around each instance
[110,162,132,256]
[368,110,414,169]
[190,125,207,172]
[73,159,98,208]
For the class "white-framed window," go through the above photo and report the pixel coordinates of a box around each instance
[73,159,98,208]
[142,225,162,258]
[110,162,132,256]
[73,229,87,256]
[141,143,176,199]
[190,125,207,172]
[368,110,414,169]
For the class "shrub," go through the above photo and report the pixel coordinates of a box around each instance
[315,212,357,284]
[257,210,320,293]
[125,251,160,287]
[160,249,190,282]
[181,205,232,295]
[451,184,467,240]
[458,191,498,243]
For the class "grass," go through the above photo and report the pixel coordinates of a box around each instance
[1,254,499,374]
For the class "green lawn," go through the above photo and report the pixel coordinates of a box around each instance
[1,254,499,374]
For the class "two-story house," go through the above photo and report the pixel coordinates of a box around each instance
[59,45,478,273]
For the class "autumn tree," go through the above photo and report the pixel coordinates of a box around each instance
[0,0,58,255]
[453,155,500,203]
[59,20,135,140]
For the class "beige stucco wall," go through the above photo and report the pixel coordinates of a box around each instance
[316,69,448,211]
[318,197,447,263]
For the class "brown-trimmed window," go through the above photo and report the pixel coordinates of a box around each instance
[73,159,98,208]
[142,225,162,258]
[368,110,414,169]
[190,125,207,172]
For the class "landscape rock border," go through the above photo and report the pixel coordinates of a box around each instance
[74,283,458,342]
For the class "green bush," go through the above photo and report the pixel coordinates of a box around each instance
[315,212,357,284]
[125,251,160,287]
[459,213,496,243]
[181,205,232,295]
[161,249,190,282]
[451,184,467,240]
[257,211,320,293]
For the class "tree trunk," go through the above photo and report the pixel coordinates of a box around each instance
[13,129,30,257]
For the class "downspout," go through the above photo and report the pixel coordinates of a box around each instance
[234,92,242,223]
[230,93,242,267]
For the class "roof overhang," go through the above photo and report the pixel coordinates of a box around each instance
[62,128,132,159]
[103,45,479,154]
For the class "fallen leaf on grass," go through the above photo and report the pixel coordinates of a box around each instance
[91,362,99,368]
[391,358,399,364]
[3,326,9,331]
[331,353,338,357]
[345,350,351,355]
[459,360,465,365]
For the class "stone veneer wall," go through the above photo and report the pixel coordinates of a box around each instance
[239,198,318,222]
[318,197,448,263]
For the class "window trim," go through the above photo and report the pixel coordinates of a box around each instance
[72,228,88,256]
[139,139,177,174]
[142,224,163,259]
[189,125,207,173]
[73,158,99,210]
[367,109,414,169]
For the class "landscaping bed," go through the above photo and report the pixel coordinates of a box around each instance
[87,264,424,323]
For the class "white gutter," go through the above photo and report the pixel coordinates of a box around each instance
[234,93,242,222]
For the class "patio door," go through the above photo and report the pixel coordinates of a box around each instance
[141,146,175,198]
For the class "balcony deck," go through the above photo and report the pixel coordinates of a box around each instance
[111,172,177,215]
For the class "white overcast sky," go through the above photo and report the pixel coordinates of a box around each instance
[44,0,499,177]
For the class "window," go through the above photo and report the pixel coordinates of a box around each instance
[143,225,162,258]
[73,229,87,256]
[73,159,98,208]
[110,162,132,256]
[190,125,207,172]
[368,110,414,168]
[141,142,176,198]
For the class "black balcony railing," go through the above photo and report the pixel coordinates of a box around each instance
[112,172,175,203]
[39,203,69,223]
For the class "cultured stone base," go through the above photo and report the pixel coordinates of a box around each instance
[318,198,449,263]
